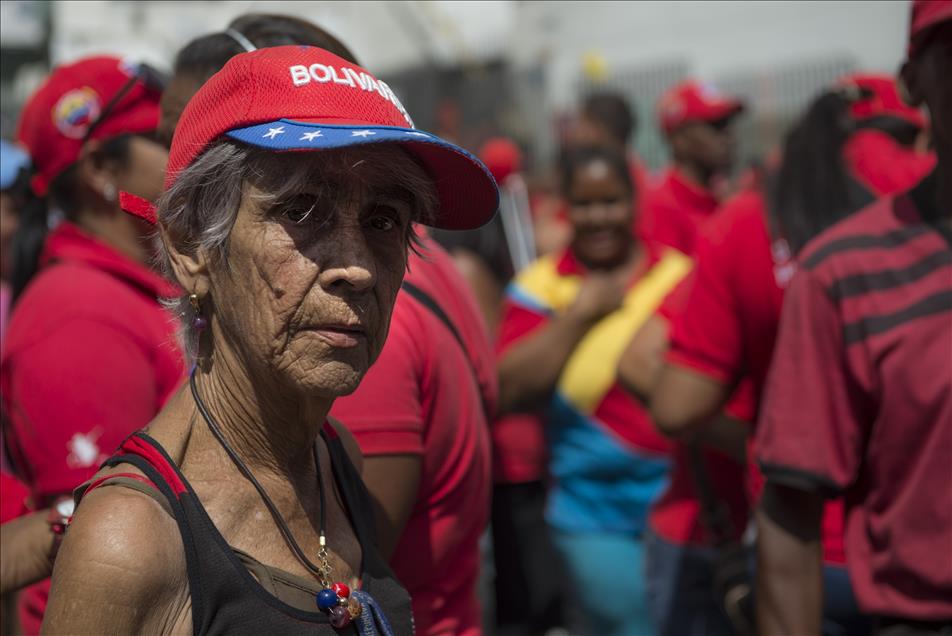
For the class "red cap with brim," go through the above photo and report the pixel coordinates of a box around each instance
[658,80,745,135]
[837,73,927,129]
[126,46,498,231]
[15,56,161,196]
[909,0,952,57]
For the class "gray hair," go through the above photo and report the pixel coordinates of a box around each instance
[154,140,439,358]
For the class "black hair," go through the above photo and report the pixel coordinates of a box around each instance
[5,160,46,303]
[559,143,634,200]
[582,92,636,147]
[768,90,875,254]
[10,134,133,301]
[173,14,359,83]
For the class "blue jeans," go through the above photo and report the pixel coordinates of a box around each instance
[823,564,872,636]
[644,530,738,636]
[644,531,871,636]
[550,527,653,636]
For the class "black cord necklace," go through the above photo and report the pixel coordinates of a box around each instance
[189,370,358,627]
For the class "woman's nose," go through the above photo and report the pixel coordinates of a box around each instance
[317,226,377,293]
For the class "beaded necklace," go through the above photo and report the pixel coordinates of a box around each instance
[189,371,360,629]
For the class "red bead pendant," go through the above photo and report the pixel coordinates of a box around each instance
[331,582,351,599]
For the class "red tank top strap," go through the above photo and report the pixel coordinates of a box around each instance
[80,472,158,499]
[114,433,189,497]
[320,420,339,440]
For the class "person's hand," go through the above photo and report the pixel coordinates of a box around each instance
[569,270,628,324]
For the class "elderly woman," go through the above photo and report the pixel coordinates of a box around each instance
[41,45,496,635]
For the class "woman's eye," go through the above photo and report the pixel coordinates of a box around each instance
[369,215,396,231]
[282,203,316,224]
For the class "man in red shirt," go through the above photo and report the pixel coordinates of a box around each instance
[640,80,745,254]
[755,3,952,632]
[1,56,183,634]
[331,230,496,636]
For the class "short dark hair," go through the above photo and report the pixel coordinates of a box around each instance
[174,14,360,83]
[582,91,636,146]
[559,143,634,199]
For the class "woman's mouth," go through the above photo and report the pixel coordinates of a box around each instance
[307,324,367,348]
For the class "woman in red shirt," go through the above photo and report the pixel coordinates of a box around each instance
[1,55,181,634]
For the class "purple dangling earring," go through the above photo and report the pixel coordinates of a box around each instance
[189,293,208,332]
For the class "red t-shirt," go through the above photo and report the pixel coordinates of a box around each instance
[331,233,495,636]
[1,471,31,523]
[756,182,952,620]
[1,222,185,634]
[844,129,936,197]
[650,259,752,546]
[660,192,847,562]
[639,168,719,255]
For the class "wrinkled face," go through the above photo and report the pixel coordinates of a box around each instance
[567,159,635,269]
[208,148,430,399]
[672,117,737,174]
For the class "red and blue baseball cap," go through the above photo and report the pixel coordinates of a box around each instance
[133,45,498,230]
[658,80,745,135]
[837,73,927,129]
[15,56,164,196]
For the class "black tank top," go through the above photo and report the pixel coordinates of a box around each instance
[98,425,414,635]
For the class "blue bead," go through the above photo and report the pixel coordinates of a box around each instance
[316,588,338,610]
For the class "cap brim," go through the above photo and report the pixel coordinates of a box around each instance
[706,100,745,124]
[225,120,499,230]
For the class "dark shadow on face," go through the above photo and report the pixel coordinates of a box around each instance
[567,159,636,270]
[674,117,738,175]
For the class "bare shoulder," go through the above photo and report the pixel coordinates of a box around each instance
[43,483,186,633]
[327,415,364,474]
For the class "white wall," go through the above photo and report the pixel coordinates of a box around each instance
[48,0,514,73]
[511,1,910,109]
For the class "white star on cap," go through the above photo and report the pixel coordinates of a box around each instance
[351,130,376,138]
[300,130,323,141]
[404,131,429,137]
[263,126,286,139]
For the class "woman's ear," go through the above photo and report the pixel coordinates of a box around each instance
[75,140,120,205]
[160,222,209,297]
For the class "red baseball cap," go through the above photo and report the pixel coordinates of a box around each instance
[15,56,162,196]
[658,80,745,135]
[838,73,927,128]
[908,0,952,57]
[136,45,498,231]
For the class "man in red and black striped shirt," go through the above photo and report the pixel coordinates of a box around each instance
[754,2,952,634]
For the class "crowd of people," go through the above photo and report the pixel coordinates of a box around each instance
[0,2,949,635]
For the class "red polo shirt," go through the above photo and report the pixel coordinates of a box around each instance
[2,222,184,500]
[658,192,847,562]
[640,168,719,255]
[1,222,185,635]
[757,177,952,620]
[331,233,495,636]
